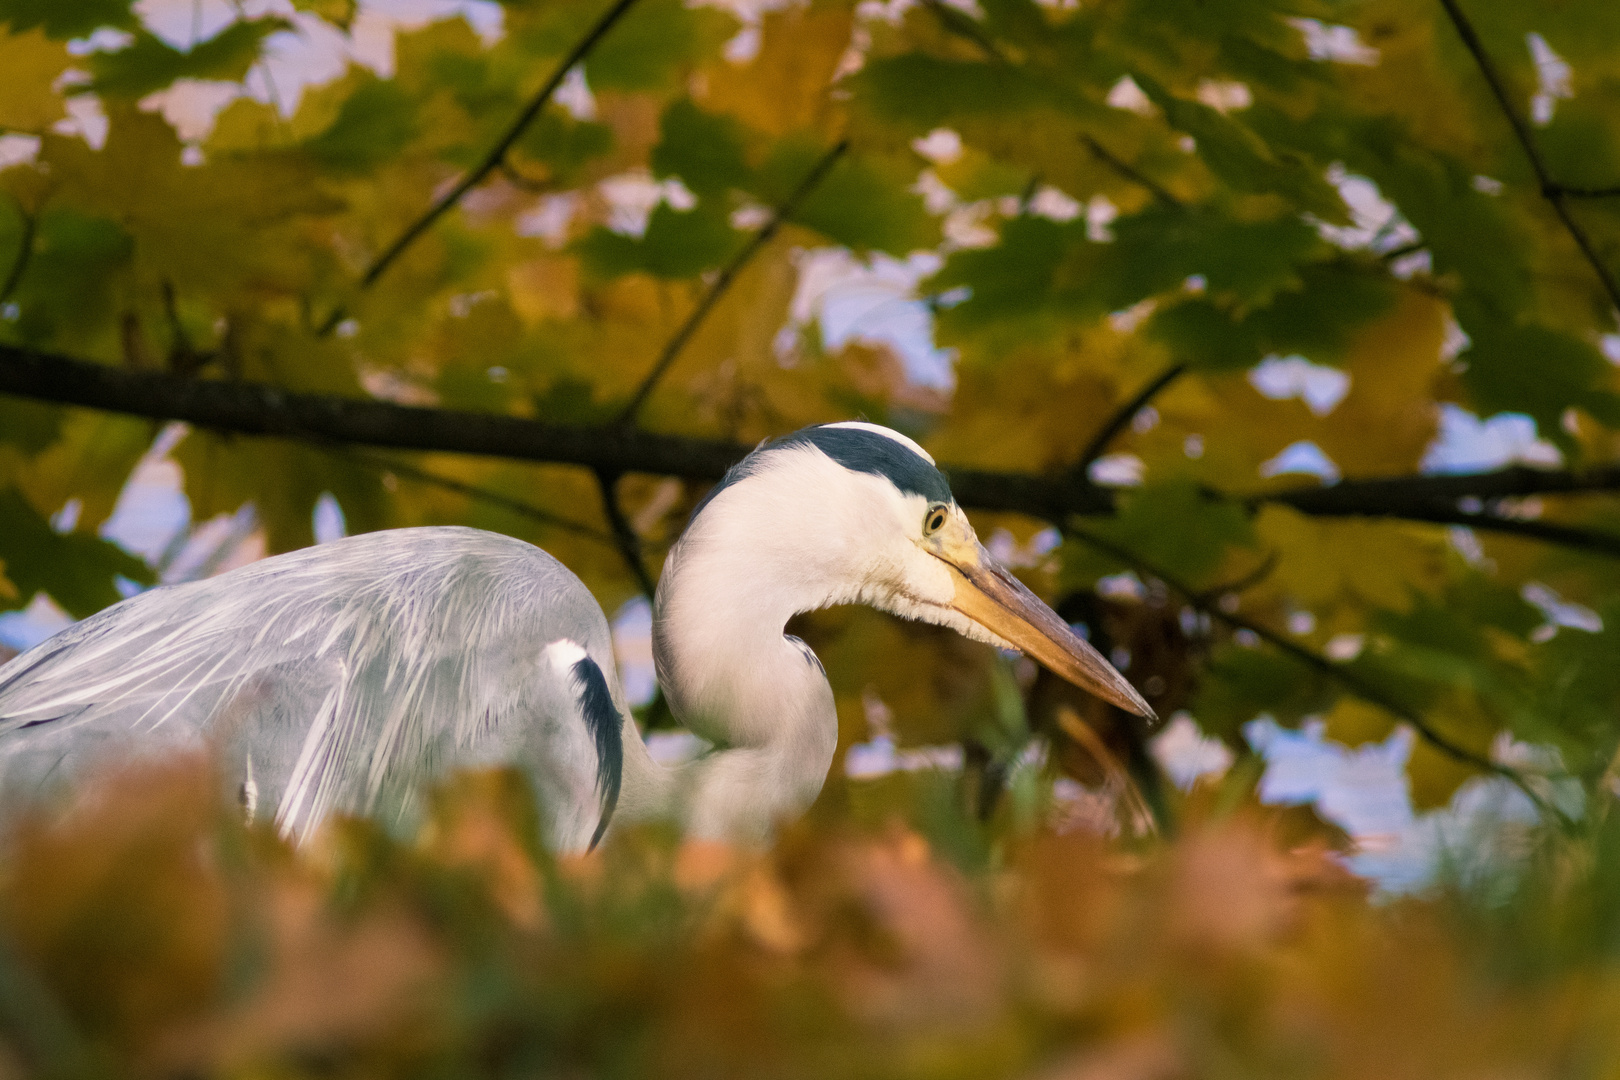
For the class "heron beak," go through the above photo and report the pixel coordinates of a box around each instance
[936,544,1156,720]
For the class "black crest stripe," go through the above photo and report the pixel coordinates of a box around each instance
[691,424,952,522]
[571,656,623,851]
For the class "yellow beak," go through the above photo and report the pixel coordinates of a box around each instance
[937,547,1155,719]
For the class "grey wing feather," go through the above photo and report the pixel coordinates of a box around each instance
[0,527,629,850]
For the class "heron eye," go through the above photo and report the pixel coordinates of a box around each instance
[924,507,948,535]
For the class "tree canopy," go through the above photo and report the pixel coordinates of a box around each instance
[5,0,1620,1071]
[6,0,1620,815]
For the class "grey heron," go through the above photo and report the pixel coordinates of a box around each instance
[0,423,1151,850]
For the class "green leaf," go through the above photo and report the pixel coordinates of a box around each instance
[515,111,614,185]
[0,0,134,38]
[575,203,742,280]
[2,207,133,349]
[290,0,356,31]
[763,140,940,256]
[303,76,419,174]
[1454,311,1612,441]
[0,487,152,618]
[1149,263,1398,370]
[1106,207,1324,305]
[585,0,733,92]
[852,55,1051,128]
[1133,72,1345,220]
[0,398,61,454]
[87,18,289,99]
[651,100,752,198]
[1192,644,1331,738]
[1089,480,1257,585]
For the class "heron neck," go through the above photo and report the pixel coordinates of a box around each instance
[632,519,841,842]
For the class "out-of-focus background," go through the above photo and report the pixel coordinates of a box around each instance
[4,0,1620,1073]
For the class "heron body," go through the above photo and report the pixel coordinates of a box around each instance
[0,423,1150,850]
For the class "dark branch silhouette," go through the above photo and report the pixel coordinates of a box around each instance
[1436,0,1620,311]
[0,210,35,307]
[595,470,658,597]
[1065,524,1568,824]
[1073,362,1188,479]
[317,0,642,335]
[617,139,850,425]
[1080,134,1182,209]
[9,344,1620,562]
[1276,499,1620,558]
[338,450,611,541]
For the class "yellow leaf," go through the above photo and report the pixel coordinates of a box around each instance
[0,30,70,133]
[1313,288,1447,477]
[507,256,580,326]
[1256,505,1448,614]
[700,5,854,138]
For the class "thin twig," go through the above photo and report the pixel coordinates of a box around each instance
[1192,550,1279,605]
[617,139,849,425]
[920,0,1010,63]
[1073,362,1187,478]
[1081,134,1182,209]
[341,450,611,541]
[1066,523,1570,825]
[1285,500,1620,559]
[1435,0,1620,311]
[1551,185,1620,198]
[498,158,552,193]
[317,0,642,334]
[595,469,657,596]
[0,210,35,307]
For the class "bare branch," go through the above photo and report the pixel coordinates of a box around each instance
[595,469,658,597]
[1073,362,1187,479]
[617,139,850,425]
[1550,185,1620,199]
[1277,499,1620,558]
[1080,134,1182,209]
[0,210,35,307]
[317,0,642,334]
[9,345,1620,566]
[338,450,611,541]
[1254,466,1620,511]
[0,344,747,479]
[921,0,1010,63]
[1435,0,1620,311]
[1065,524,1570,824]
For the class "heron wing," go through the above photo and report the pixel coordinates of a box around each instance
[0,527,627,847]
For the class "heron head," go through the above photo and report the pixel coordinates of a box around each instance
[686,422,1153,718]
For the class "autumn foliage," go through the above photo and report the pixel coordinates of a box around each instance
[5,0,1620,1069]
[7,758,1620,1078]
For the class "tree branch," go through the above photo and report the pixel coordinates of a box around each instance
[12,345,1620,557]
[0,210,35,307]
[317,0,642,334]
[617,139,850,425]
[1073,362,1187,479]
[1273,499,1620,558]
[1254,466,1620,511]
[1080,134,1182,209]
[1065,524,1570,823]
[1435,0,1620,311]
[920,0,1010,64]
[595,469,657,596]
[337,450,611,541]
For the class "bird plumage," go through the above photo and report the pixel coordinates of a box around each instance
[0,422,1149,850]
[0,528,625,849]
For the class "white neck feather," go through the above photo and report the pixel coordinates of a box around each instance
[616,458,886,842]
